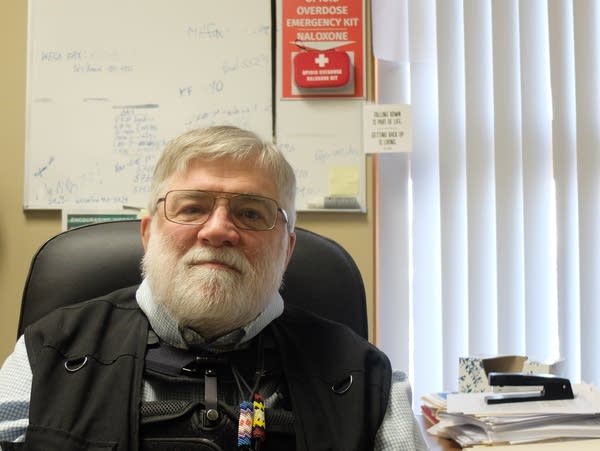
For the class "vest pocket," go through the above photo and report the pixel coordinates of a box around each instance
[22,425,117,450]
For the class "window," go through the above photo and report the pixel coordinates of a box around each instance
[373,0,600,402]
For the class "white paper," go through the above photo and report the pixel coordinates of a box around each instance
[447,383,600,416]
[465,438,600,450]
[362,103,412,153]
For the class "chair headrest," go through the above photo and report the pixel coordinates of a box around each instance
[18,220,368,339]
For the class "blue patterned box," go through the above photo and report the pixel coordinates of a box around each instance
[458,355,564,393]
[458,355,527,393]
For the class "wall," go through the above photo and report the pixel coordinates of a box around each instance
[0,1,375,363]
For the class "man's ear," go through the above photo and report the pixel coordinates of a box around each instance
[284,231,296,268]
[140,215,153,252]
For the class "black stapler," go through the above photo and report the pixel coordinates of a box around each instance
[485,372,574,404]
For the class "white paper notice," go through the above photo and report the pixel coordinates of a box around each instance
[362,103,412,154]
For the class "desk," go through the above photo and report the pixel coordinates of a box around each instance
[417,415,461,450]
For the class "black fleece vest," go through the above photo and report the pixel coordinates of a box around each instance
[12,286,391,451]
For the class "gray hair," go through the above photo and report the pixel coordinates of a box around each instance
[148,125,296,230]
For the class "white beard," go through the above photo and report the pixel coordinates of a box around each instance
[142,225,287,339]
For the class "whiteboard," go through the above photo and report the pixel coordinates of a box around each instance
[276,100,366,211]
[24,0,272,209]
[275,0,366,212]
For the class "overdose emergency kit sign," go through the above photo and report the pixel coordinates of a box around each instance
[281,0,365,98]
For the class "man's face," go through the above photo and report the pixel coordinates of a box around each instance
[140,158,296,338]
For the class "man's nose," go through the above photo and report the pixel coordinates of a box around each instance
[195,200,240,247]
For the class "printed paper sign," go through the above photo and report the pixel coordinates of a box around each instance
[362,104,412,153]
[62,209,140,230]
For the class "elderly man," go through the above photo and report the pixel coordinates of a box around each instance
[0,126,427,450]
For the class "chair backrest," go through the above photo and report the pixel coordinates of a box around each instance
[18,220,368,339]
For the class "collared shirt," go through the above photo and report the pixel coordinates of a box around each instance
[137,279,284,351]
[0,281,428,450]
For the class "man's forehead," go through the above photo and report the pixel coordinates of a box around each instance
[168,157,278,195]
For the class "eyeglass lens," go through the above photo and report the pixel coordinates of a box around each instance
[164,190,279,230]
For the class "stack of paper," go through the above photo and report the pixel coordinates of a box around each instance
[427,383,600,447]
[420,391,447,426]
[464,438,600,450]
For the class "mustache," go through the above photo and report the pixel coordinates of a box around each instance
[182,247,249,273]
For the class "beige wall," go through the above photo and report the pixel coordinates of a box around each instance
[0,2,375,363]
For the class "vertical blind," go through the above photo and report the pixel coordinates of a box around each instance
[373,0,600,403]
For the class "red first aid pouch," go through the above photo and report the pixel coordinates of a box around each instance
[293,50,351,88]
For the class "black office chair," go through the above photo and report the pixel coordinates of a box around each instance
[17,220,368,339]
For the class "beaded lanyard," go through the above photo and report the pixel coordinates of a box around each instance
[231,338,266,451]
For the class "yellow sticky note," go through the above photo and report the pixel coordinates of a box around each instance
[329,166,359,196]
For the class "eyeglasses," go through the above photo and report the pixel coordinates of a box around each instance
[157,189,288,231]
